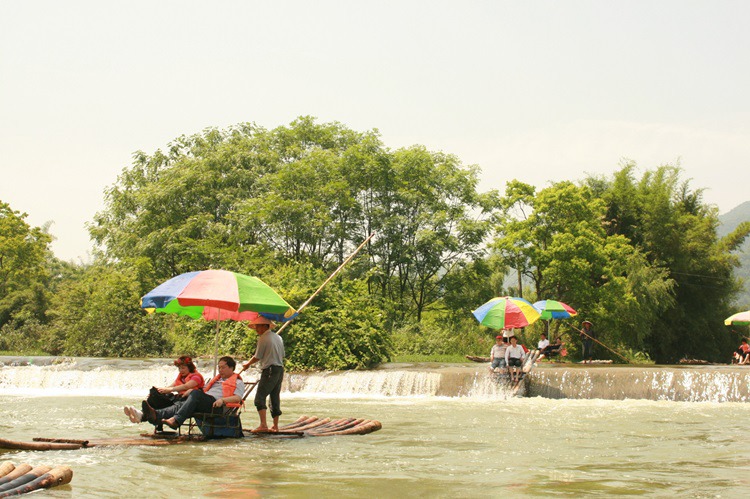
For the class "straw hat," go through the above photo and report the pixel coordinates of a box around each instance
[582,320,593,326]
[248,316,276,329]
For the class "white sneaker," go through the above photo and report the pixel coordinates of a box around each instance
[123,406,142,423]
[132,408,144,423]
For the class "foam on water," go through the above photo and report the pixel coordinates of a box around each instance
[0,360,177,397]
[0,358,519,399]
[3,357,750,401]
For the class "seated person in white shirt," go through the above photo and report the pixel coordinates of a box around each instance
[539,336,563,360]
[504,335,526,383]
[537,333,550,352]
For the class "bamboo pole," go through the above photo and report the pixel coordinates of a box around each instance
[240,232,375,374]
[0,463,13,480]
[0,439,82,451]
[0,464,32,486]
[0,466,51,493]
[571,325,630,363]
[213,309,221,376]
[0,466,72,498]
[274,232,376,336]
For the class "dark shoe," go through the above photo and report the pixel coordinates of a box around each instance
[162,418,179,430]
[141,400,157,425]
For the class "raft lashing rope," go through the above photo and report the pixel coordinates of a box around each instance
[0,461,73,497]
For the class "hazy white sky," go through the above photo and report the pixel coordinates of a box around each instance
[2,1,749,261]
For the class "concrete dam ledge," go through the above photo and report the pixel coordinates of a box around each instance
[528,364,750,402]
[285,363,750,401]
[2,358,749,402]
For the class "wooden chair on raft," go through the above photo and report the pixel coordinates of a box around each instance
[176,379,258,438]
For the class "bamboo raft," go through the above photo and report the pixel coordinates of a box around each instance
[679,358,712,365]
[0,415,382,452]
[0,461,72,497]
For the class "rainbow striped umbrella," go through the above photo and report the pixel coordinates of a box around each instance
[472,296,541,329]
[141,269,296,323]
[532,300,578,321]
[725,310,750,326]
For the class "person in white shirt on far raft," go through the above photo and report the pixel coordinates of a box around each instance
[538,333,549,352]
[505,335,525,383]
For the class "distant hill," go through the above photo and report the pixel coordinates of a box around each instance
[719,201,750,308]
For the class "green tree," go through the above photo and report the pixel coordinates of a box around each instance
[91,117,492,330]
[347,146,494,323]
[47,264,170,357]
[587,163,750,362]
[0,200,52,332]
[491,181,676,358]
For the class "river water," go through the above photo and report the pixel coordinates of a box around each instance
[2,358,750,497]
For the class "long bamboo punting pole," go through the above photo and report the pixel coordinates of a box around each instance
[274,232,376,336]
[570,326,630,363]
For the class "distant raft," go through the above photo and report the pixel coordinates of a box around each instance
[465,355,490,363]
[679,358,712,365]
[0,415,382,451]
[0,461,73,497]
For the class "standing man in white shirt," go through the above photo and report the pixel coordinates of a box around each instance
[243,316,285,433]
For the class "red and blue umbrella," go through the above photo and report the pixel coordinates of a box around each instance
[532,300,578,321]
[472,296,541,329]
[141,269,296,323]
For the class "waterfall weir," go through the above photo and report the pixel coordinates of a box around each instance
[1,357,749,402]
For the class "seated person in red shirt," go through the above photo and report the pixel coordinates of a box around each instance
[123,355,205,424]
[144,356,244,430]
[734,338,750,364]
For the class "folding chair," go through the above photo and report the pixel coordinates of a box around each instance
[183,379,259,438]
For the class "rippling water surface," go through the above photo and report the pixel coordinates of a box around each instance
[3,395,750,497]
[2,358,750,497]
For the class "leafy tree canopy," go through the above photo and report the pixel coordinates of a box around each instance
[0,200,52,330]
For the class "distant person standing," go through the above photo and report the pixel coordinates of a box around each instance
[580,321,595,363]
[243,316,285,433]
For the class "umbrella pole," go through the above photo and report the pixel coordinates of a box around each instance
[214,310,221,376]
[275,232,376,336]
